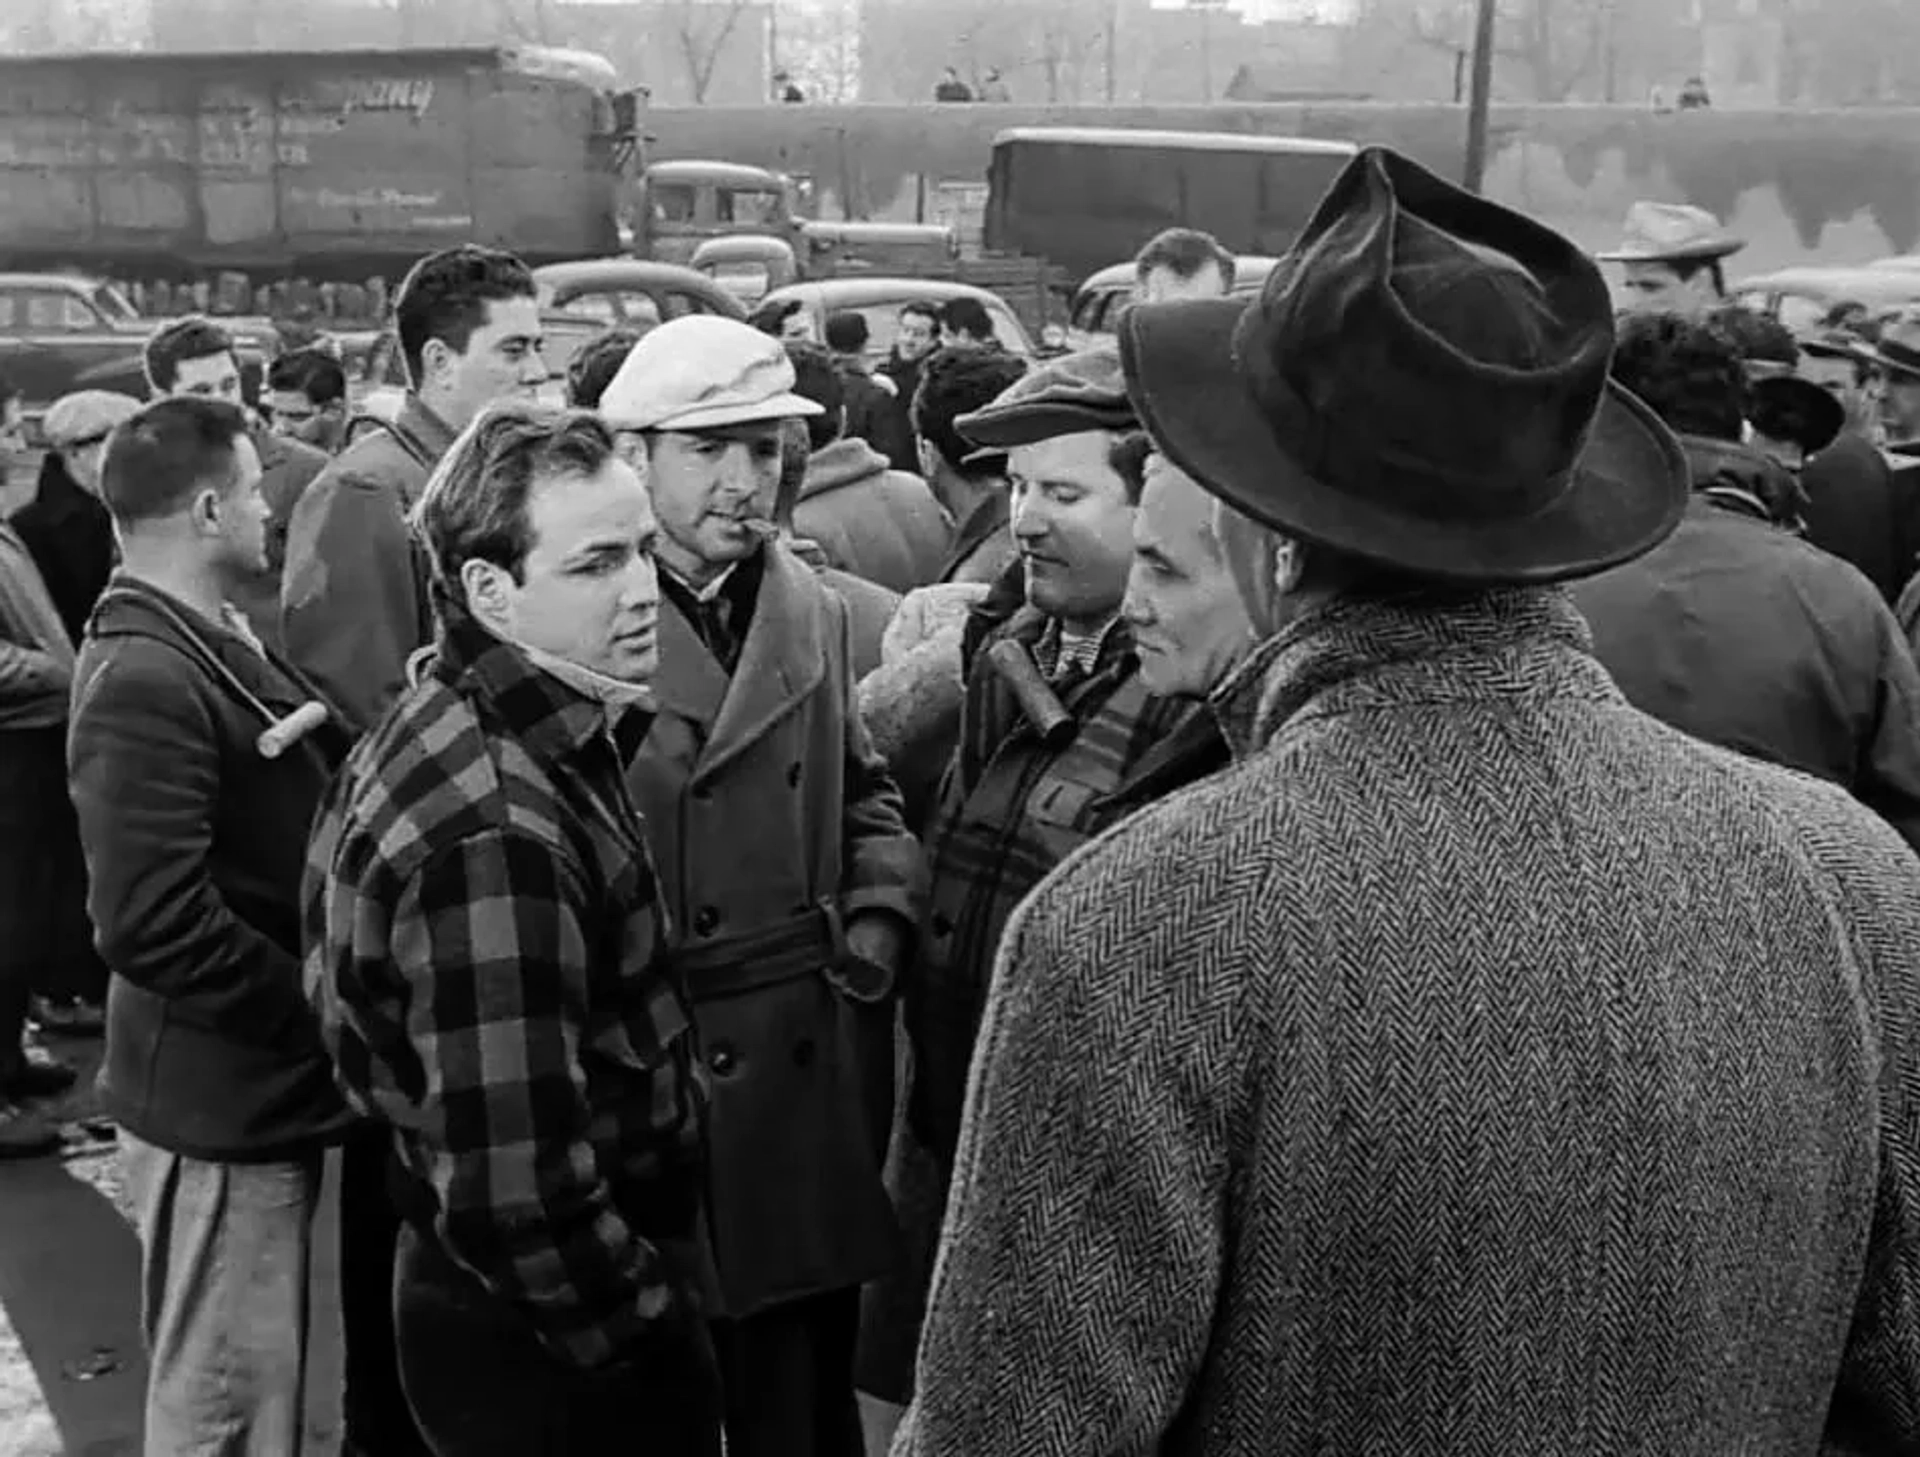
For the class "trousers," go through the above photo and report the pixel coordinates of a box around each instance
[121,1130,324,1457]
[393,1221,725,1456]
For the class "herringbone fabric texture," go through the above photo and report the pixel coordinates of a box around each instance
[896,588,1920,1456]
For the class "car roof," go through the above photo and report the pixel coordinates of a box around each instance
[1732,267,1920,305]
[760,278,1008,310]
[0,272,104,289]
[1078,255,1282,293]
[993,127,1357,156]
[646,160,786,188]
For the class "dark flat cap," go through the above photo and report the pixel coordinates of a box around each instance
[955,346,1136,448]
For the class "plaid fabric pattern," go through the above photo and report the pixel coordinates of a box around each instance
[907,601,1190,1163]
[304,607,705,1370]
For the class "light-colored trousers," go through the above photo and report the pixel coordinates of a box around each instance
[120,1130,324,1457]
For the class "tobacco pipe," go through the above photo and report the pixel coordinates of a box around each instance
[984,640,1076,750]
[256,701,330,760]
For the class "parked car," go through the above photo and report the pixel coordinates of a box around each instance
[1728,266,1920,334]
[691,235,801,307]
[753,278,1036,365]
[0,271,274,434]
[351,259,746,404]
[798,220,960,280]
[1062,255,1281,349]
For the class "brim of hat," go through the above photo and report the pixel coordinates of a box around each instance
[1751,375,1845,452]
[955,400,1137,450]
[1594,238,1745,263]
[1119,298,1689,586]
[621,391,824,432]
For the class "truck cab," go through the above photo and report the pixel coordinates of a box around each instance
[635,161,804,267]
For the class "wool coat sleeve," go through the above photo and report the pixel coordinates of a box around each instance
[835,598,922,928]
[281,465,425,736]
[0,638,68,721]
[1853,608,1920,859]
[894,820,1251,1455]
[67,639,311,1044]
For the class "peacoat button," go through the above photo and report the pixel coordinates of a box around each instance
[693,906,720,937]
[792,1037,816,1068]
[709,1042,738,1076]
[786,762,801,788]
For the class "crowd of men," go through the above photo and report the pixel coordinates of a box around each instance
[3,147,1920,1455]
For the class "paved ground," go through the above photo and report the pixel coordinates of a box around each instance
[0,1038,345,1456]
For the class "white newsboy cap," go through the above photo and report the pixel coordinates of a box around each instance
[597,314,824,432]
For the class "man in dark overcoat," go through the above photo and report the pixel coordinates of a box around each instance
[896,146,1920,1455]
[599,316,922,1457]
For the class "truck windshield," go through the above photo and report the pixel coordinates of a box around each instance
[719,190,785,226]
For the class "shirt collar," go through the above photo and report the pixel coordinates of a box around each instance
[431,602,608,763]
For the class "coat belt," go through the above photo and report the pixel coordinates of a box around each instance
[665,898,894,1005]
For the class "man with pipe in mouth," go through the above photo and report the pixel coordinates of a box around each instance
[855,348,1243,1451]
[596,315,923,1457]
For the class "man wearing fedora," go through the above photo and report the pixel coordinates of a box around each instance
[596,316,921,1457]
[1573,310,1920,852]
[1599,200,1744,317]
[894,146,1920,1454]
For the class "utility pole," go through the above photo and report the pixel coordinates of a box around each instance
[1105,0,1118,104]
[1462,0,1496,193]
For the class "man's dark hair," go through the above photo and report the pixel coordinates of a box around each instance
[266,346,346,408]
[785,341,845,451]
[1111,430,1153,505]
[143,316,237,394]
[939,296,994,343]
[748,297,805,338]
[394,244,538,385]
[1660,255,1728,298]
[824,310,870,354]
[899,300,941,333]
[911,346,1028,476]
[566,327,644,409]
[101,397,250,527]
[414,404,619,604]
[1133,228,1236,289]
[1707,304,1799,371]
[1611,311,1747,444]
[775,417,811,525]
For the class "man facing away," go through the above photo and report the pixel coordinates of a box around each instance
[597,316,920,1457]
[895,144,1920,1455]
[143,316,328,654]
[787,339,954,593]
[304,405,722,1455]
[282,244,548,734]
[67,398,358,1454]
[824,310,915,470]
[1573,310,1920,854]
[1132,227,1236,304]
[911,345,1029,586]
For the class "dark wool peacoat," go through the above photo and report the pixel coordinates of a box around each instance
[626,542,922,1322]
[898,589,1920,1455]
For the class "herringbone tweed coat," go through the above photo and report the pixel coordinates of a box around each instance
[895,589,1920,1457]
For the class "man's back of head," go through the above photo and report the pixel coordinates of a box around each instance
[824,310,870,360]
[1133,228,1236,304]
[939,296,995,349]
[785,340,847,453]
[912,346,1028,484]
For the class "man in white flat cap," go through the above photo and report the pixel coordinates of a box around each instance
[599,316,921,1457]
[1599,200,1746,317]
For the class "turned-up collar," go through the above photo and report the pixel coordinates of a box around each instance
[1209,587,1617,761]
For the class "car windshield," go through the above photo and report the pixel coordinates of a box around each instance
[92,284,139,323]
[846,298,1029,360]
[720,189,786,226]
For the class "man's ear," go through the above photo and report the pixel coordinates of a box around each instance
[461,558,513,630]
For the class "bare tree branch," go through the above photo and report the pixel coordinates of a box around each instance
[669,0,753,104]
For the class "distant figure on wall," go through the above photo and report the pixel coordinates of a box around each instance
[934,68,973,103]
[774,69,806,103]
[1678,75,1712,109]
[977,69,1011,102]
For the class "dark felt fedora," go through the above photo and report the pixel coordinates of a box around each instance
[1118,146,1689,585]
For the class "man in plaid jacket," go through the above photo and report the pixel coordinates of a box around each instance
[304,405,721,1454]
